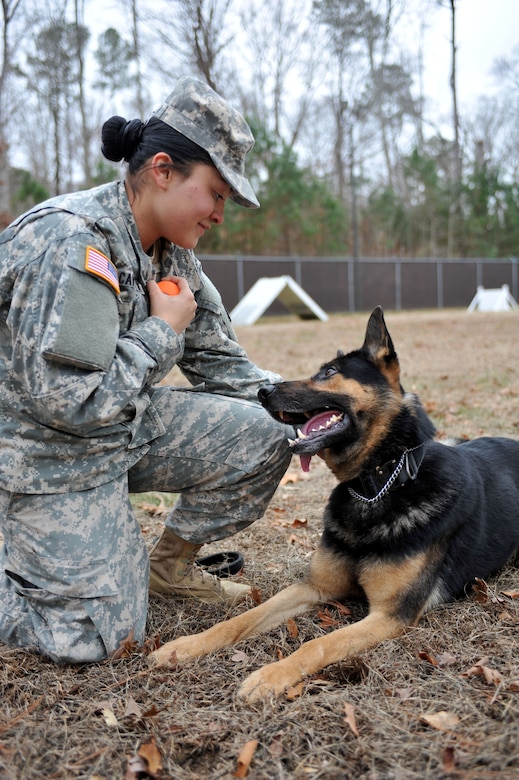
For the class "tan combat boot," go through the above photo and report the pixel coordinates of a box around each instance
[148,528,251,604]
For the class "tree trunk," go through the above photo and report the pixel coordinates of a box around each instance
[448,0,463,255]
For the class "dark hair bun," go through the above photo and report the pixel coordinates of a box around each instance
[101,116,144,162]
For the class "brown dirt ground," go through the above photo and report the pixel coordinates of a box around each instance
[1,309,519,780]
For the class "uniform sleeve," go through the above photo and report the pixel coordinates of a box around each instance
[178,272,281,403]
[8,235,181,435]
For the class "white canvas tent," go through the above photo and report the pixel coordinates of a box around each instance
[230,275,329,326]
[467,284,518,312]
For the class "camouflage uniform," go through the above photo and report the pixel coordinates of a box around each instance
[0,82,293,662]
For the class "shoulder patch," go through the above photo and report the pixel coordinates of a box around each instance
[84,246,120,294]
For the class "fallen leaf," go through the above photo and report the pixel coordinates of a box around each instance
[231,650,249,663]
[286,681,305,700]
[463,658,504,685]
[472,578,489,604]
[508,680,519,692]
[326,600,352,616]
[138,737,163,776]
[501,589,519,599]
[234,739,258,778]
[343,702,359,737]
[418,650,438,666]
[393,687,414,699]
[481,666,505,685]
[268,734,284,758]
[142,704,163,718]
[317,609,341,628]
[436,652,457,667]
[420,710,460,731]
[101,707,118,728]
[442,746,457,772]
[142,634,161,654]
[287,618,299,638]
[250,588,262,605]
[124,697,142,719]
[94,700,119,728]
[111,628,138,660]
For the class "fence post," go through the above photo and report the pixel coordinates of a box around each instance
[347,259,355,312]
[436,261,444,308]
[236,255,244,301]
[295,257,302,287]
[511,256,518,301]
[395,259,402,310]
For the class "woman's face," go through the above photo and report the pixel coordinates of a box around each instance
[145,161,233,250]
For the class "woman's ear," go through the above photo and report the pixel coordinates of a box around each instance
[150,152,174,189]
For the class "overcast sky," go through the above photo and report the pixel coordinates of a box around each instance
[422,0,519,116]
[91,0,518,123]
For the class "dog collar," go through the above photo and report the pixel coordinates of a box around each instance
[348,443,426,504]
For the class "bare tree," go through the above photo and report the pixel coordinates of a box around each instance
[238,0,320,151]
[73,0,94,185]
[26,16,89,194]
[149,0,235,93]
[492,45,519,92]
[436,0,462,254]
[0,0,22,225]
[118,0,148,115]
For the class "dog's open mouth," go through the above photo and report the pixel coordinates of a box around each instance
[281,409,349,472]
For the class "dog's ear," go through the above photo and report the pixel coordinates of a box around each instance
[336,349,345,358]
[362,307,400,387]
[363,307,395,359]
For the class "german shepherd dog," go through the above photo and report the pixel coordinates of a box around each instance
[150,307,519,702]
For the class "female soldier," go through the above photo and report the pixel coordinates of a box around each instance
[0,76,292,663]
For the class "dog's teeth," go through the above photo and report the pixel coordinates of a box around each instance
[288,438,297,448]
[297,429,309,439]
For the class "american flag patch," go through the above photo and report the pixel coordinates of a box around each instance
[84,246,120,294]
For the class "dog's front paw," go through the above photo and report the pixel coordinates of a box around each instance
[149,635,205,668]
[238,660,302,702]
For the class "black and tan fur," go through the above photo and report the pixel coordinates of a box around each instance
[151,307,519,702]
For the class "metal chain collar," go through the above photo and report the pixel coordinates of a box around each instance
[347,443,425,505]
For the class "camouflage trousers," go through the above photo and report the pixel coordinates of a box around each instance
[0,387,292,663]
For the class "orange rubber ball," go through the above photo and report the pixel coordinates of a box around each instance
[157,279,180,296]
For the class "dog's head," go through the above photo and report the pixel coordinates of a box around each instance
[258,306,435,481]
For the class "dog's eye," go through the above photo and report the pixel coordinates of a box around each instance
[324,366,338,377]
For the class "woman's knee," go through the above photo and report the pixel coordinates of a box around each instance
[0,567,148,663]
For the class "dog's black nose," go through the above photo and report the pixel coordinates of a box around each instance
[258,384,276,405]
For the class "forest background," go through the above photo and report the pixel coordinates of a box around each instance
[1,0,519,260]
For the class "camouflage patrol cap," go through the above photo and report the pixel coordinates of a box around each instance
[153,76,259,209]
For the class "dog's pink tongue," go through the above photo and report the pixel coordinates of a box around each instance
[298,411,341,473]
[300,454,312,472]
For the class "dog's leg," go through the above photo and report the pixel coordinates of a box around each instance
[149,581,325,668]
[238,609,403,701]
[238,553,428,702]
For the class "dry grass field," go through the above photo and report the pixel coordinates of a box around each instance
[1,308,519,779]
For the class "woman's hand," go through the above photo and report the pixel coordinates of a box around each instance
[147,277,197,333]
